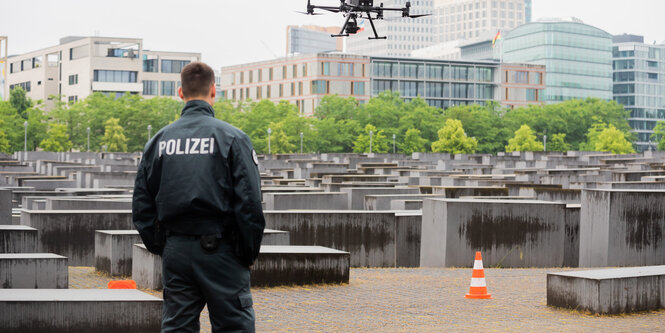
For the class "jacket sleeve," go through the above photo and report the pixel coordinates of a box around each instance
[230,136,266,266]
[132,156,163,255]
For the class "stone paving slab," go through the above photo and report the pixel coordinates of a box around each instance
[69,267,664,332]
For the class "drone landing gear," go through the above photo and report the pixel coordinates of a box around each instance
[365,12,386,40]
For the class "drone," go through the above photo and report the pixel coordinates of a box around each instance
[298,0,431,40]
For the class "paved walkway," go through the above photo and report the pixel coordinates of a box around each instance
[70,267,664,332]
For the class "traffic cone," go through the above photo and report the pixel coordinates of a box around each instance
[108,280,137,289]
[465,251,491,299]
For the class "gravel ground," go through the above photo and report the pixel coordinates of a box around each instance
[69,267,665,332]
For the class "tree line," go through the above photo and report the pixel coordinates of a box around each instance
[0,87,639,155]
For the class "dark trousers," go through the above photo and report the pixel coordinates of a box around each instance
[161,234,255,333]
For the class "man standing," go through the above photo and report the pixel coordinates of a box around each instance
[132,62,265,332]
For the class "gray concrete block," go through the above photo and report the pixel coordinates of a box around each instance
[0,289,162,333]
[579,190,665,267]
[340,187,420,210]
[263,192,348,210]
[262,229,290,245]
[47,198,131,210]
[420,199,567,268]
[132,244,162,290]
[0,189,11,224]
[395,212,422,267]
[95,230,142,276]
[252,246,350,287]
[0,225,38,253]
[0,253,68,288]
[21,210,133,266]
[564,204,580,268]
[264,211,398,267]
[547,266,665,314]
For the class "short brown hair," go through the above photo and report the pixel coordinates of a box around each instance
[180,62,215,98]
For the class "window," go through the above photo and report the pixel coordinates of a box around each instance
[269,68,273,80]
[302,64,308,77]
[526,89,537,101]
[258,70,263,82]
[68,74,78,85]
[311,80,329,94]
[10,81,31,92]
[299,82,303,96]
[267,85,271,98]
[321,62,330,75]
[68,96,78,103]
[143,80,158,95]
[351,82,365,95]
[291,82,295,96]
[648,73,658,80]
[257,86,262,99]
[279,84,283,97]
[293,65,298,78]
[93,70,138,83]
[339,63,354,76]
[249,71,253,83]
[143,59,158,72]
[282,66,287,79]
[529,72,541,85]
[161,81,176,96]
[161,60,190,73]
[240,72,244,84]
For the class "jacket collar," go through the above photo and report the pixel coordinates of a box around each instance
[181,100,215,117]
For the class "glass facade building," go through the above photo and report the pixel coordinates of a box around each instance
[612,39,665,151]
[500,20,613,103]
[370,57,498,108]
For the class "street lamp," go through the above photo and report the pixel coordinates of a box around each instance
[23,121,28,152]
[86,127,90,152]
[147,125,152,141]
[267,128,272,155]
[392,134,396,154]
[300,132,304,154]
[369,130,373,154]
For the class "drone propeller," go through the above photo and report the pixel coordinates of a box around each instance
[296,10,323,15]
[408,14,431,18]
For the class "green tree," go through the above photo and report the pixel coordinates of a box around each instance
[445,102,508,153]
[9,87,32,119]
[651,121,665,150]
[505,124,544,152]
[431,118,478,154]
[101,118,128,152]
[314,95,359,120]
[579,121,607,151]
[353,124,389,153]
[548,133,571,152]
[266,122,294,154]
[595,125,635,154]
[0,119,11,153]
[314,117,359,153]
[40,123,72,152]
[401,128,428,154]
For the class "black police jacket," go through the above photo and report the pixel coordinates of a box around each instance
[132,100,265,266]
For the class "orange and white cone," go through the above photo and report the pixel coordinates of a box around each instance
[465,251,491,299]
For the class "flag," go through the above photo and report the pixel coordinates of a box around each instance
[358,19,365,32]
[492,30,502,48]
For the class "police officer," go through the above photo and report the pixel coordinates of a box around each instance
[132,62,265,332]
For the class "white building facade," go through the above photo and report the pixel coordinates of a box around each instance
[3,36,200,110]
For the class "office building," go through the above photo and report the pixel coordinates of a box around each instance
[220,53,371,115]
[434,0,528,43]
[3,36,200,110]
[370,56,544,109]
[286,26,343,55]
[612,35,665,151]
[501,18,613,103]
[220,52,544,113]
[345,0,436,57]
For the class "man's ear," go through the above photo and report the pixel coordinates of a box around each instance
[178,87,185,100]
[210,84,216,101]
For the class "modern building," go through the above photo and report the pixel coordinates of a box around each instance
[3,36,200,109]
[370,56,544,109]
[500,18,613,103]
[345,0,436,57]
[286,25,343,56]
[612,34,665,151]
[220,52,544,113]
[434,0,528,43]
[220,53,371,115]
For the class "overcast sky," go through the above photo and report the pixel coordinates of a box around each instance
[1,0,663,69]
